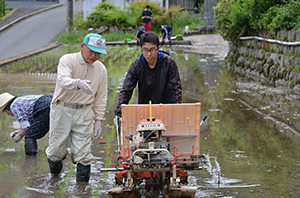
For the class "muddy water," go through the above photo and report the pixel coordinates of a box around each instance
[0,45,300,198]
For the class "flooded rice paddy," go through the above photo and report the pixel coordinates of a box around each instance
[0,44,300,197]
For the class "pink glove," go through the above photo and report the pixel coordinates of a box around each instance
[94,120,102,140]
[78,80,93,95]
[10,130,24,143]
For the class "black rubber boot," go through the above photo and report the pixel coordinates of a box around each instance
[76,163,91,182]
[24,138,37,156]
[47,158,63,176]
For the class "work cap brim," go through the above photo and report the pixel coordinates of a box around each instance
[0,92,20,113]
[83,33,107,55]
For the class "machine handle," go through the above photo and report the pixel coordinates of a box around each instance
[108,145,130,159]
[173,146,194,163]
[200,115,208,126]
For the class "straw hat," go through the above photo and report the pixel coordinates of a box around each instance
[0,92,19,113]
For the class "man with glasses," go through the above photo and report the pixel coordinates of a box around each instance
[46,33,107,183]
[115,31,182,117]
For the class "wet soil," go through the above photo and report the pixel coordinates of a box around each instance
[0,41,300,197]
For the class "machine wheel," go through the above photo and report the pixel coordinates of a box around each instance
[180,176,188,184]
[191,154,205,161]
[133,178,142,186]
[116,178,123,185]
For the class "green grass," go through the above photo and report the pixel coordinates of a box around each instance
[56,29,139,43]
[102,31,137,42]
[56,30,90,44]
[0,10,11,22]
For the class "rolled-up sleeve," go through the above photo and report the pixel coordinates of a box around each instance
[11,103,31,130]
[19,121,31,130]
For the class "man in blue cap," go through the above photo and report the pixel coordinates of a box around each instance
[46,33,107,182]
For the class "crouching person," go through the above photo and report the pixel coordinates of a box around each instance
[46,33,108,182]
[0,92,52,155]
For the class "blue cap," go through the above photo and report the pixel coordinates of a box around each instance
[83,33,107,54]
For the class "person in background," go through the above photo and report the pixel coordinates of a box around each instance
[141,5,153,32]
[46,33,107,183]
[158,25,173,47]
[136,26,147,45]
[115,31,182,117]
[0,92,52,156]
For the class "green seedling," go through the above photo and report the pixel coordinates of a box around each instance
[15,152,21,162]
[57,175,67,198]
[24,171,31,189]
[68,162,74,177]
[92,184,101,197]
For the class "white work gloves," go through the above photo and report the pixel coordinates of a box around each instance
[78,80,93,95]
[10,130,24,143]
[94,120,102,140]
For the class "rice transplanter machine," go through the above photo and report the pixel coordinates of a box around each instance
[104,102,206,198]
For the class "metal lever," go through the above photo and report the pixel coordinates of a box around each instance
[200,115,208,126]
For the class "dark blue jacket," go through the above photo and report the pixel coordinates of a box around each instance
[116,51,182,116]
[160,25,172,36]
[136,26,147,38]
[141,10,152,23]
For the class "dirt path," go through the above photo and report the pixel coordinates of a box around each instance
[179,34,230,60]
[186,34,229,46]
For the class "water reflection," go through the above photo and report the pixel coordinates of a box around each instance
[0,45,299,197]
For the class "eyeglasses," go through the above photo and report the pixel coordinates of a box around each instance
[141,47,158,54]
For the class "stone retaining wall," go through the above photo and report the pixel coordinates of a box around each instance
[226,30,300,93]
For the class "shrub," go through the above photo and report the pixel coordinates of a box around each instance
[87,2,135,28]
[214,0,295,42]
[73,12,88,30]
[151,5,182,28]
[267,0,300,32]
[0,0,6,18]
[173,11,204,32]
